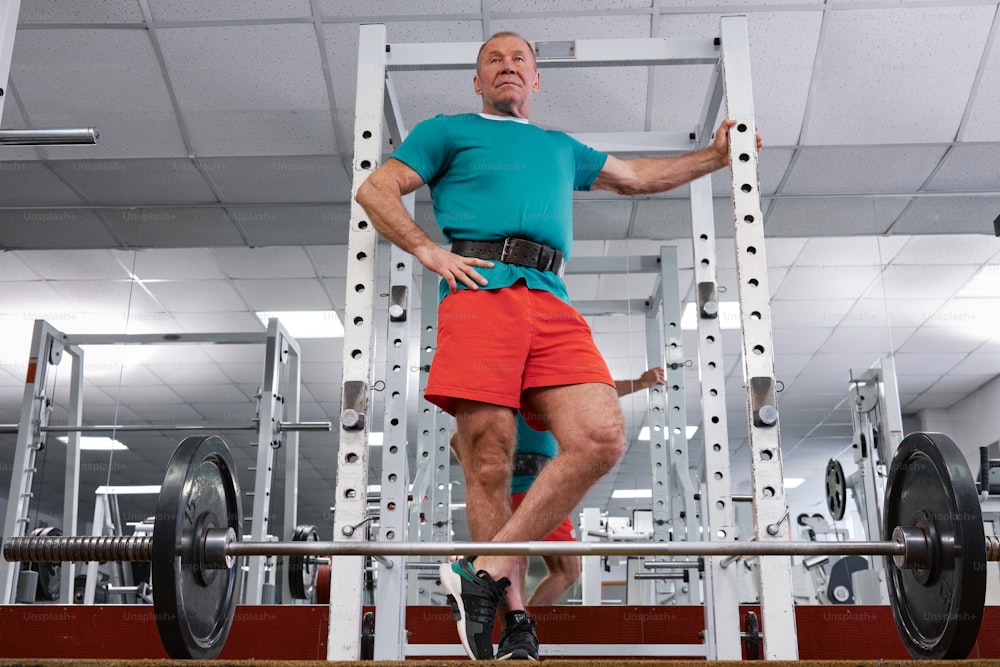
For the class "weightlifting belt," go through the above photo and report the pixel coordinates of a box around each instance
[513,452,552,477]
[451,238,565,275]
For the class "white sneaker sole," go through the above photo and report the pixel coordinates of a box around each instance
[439,561,479,660]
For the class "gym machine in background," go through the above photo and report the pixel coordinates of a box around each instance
[0,317,329,606]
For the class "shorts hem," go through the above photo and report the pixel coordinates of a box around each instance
[425,385,521,416]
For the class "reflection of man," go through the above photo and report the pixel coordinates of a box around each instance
[356,29,757,662]
[509,367,665,606]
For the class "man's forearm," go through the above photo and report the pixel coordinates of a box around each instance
[627,147,726,195]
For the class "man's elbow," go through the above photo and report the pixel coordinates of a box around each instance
[354,178,375,208]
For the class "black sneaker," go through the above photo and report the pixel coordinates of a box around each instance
[440,558,510,660]
[497,610,539,660]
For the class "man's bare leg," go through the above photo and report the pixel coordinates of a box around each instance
[452,400,525,611]
[528,555,582,605]
[471,383,625,588]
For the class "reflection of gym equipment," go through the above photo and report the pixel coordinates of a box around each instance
[980,446,1000,495]
[0,317,323,606]
[826,555,869,604]
[4,431,998,660]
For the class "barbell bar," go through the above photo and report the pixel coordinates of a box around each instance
[0,431,994,660]
[0,532,945,561]
[0,421,332,434]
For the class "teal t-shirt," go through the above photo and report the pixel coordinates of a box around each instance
[390,113,608,303]
[511,414,557,494]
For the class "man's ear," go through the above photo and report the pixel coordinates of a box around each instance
[532,71,540,91]
[474,73,483,95]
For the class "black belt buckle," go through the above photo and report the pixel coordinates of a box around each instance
[513,452,552,477]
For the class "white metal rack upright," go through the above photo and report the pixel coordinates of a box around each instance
[335,16,799,659]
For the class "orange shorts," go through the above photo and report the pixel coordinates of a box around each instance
[424,282,613,428]
[511,492,577,542]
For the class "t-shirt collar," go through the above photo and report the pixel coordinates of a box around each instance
[479,113,529,124]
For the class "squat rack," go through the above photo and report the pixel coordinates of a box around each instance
[334,16,796,661]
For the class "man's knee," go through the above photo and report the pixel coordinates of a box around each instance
[583,421,626,472]
[547,555,582,582]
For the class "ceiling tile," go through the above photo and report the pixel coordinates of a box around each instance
[209,247,318,279]
[18,1,145,23]
[144,280,247,312]
[892,234,1000,266]
[10,29,188,159]
[765,197,909,236]
[14,249,131,280]
[893,351,968,376]
[889,196,1000,235]
[319,0,480,17]
[771,326,832,354]
[794,235,904,267]
[806,6,995,144]
[0,209,121,249]
[773,265,880,300]
[838,297,944,329]
[240,206,351,246]
[781,146,947,195]
[961,27,1000,143]
[127,248,226,280]
[869,264,978,300]
[201,156,351,204]
[50,159,217,205]
[0,162,88,205]
[148,0,312,21]
[822,325,916,354]
[925,145,1000,192]
[232,278,333,310]
[102,207,247,247]
[0,253,39,281]
[156,24,335,156]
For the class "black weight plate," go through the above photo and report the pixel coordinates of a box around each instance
[152,435,242,659]
[288,524,319,600]
[825,458,847,521]
[883,432,985,659]
[826,554,868,604]
[743,610,761,660]
[361,610,376,660]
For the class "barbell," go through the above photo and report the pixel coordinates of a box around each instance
[3,431,998,660]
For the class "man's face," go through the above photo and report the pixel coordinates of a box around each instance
[474,34,540,116]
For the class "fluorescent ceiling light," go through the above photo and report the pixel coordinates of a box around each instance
[957,265,1000,298]
[612,488,652,499]
[680,302,742,330]
[256,311,344,339]
[638,425,699,440]
[57,436,128,451]
[784,477,805,489]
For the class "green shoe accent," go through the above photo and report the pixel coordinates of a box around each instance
[453,557,478,583]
